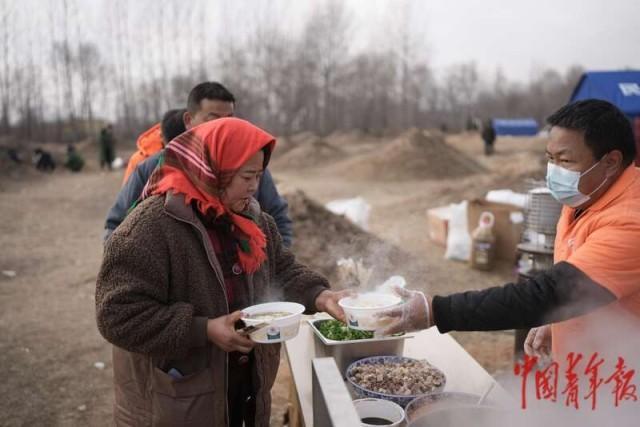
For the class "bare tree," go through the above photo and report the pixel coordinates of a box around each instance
[0,1,13,134]
[13,5,44,141]
[60,0,77,128]
[564,65,585,101]
[108,0,137,135]
[444,62,479,128]
[13,66,40,140]
[342,53,396,133]
[76,43,103,135]
[301,0,351,135]
[0,1,591,143]
[241,23,296,133]
[391,0,418,129]
[194,0,208,81]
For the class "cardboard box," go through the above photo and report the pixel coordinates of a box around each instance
[427,205,452,247]
[467,199,524,262]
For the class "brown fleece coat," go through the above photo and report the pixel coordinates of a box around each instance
[96,193,329,427]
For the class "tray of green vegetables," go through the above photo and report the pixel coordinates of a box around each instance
[308,318,411,375]
[309,318,408,345]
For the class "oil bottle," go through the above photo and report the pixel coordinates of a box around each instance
[470,211,496,271]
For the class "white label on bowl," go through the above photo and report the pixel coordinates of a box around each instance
[266,326,281,341]
[348,315,359,327]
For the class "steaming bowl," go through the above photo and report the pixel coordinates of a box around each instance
[241,301,305,343]
[339,293,402,331]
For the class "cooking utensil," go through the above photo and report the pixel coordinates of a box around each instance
[241,301,305,343]
[477,381,495,405]
[236,322,269,336]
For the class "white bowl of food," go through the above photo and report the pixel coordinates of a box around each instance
[241,302,305,343]
[338,293,402,331]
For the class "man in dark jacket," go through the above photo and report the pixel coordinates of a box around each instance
[481,118,496,155]
[33,148,56,172]
[103,82,293,246]
[99,124,116,170]
[381,100,640,365]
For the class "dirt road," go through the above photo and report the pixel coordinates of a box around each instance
[1,168,120,426]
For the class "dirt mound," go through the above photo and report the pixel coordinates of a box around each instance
[286,190,426,288]
[272,137,345,170]
[289,131,319,145]
[272,132,321,161]
[334,128,485,181]
[273,136,295,158]
[325,129,366,146]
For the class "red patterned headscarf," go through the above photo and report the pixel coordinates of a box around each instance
[142,117,276,273]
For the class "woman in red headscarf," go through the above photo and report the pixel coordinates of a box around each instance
[96,118,347,427]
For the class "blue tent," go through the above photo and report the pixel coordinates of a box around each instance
[492,118,539,136]
[570,70,640,117]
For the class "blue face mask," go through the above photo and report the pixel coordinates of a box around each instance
[546,159,608,208]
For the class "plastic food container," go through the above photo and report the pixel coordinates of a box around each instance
[338,293,402,331]
[353,398,405,427]
[241,302,305,343]
[308,318,411,375]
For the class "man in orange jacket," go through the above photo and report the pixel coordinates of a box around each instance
[380,100,640,366]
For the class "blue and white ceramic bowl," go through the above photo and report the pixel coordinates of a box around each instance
[346,356,446,407]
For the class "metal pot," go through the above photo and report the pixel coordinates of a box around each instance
[405,392,484,423]
[407,405,513,427]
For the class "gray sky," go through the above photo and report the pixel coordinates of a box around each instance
[346,0,640,82]
[213,0,640,82]
[1,0,636,123]
[6,0,640,91]
[418,0,640,81]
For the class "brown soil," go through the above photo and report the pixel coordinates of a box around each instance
[288,131,318,145]
[332,128,486,181]
[271,131,323,161]
[0,163,122,426]
[272,137,344,170]
[286,190,427,289]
